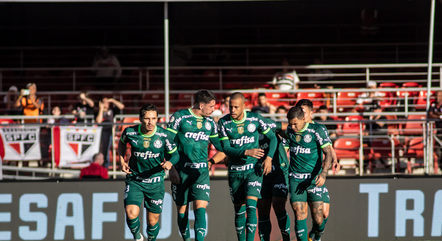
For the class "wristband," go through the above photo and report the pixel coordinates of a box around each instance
[208,158,215,165]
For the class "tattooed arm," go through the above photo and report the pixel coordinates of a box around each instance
[316,144,333,187]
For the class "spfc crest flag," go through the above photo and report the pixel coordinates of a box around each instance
[0,125,41,161]
[52,126,102,168]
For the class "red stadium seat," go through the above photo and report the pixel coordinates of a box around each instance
[337,90,361,112]
[378,82,398,108]
[334,138,361,171]
[415,90,435,110]
[367,137,402,173]
[401,115,425,135]
[265,92,293,107]
[396,82,421,106]
[404,137,438,174]
[340,115,365,135]
[296,91,325,108]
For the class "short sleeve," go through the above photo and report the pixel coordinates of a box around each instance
[256,113,270,135]
[218,119,229,141]
[315,125,332,148]
[164,135,177,154]
[209,119,219,138]
[166,112,181,134]
[120,128,129,144]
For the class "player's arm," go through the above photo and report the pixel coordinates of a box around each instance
[166,112,181,139]
[209,119,223,151]
[320,124,340,173]
[161,137,179,170]
[316,144,333,187]
[118,130,131,174]
[208,151,227,169]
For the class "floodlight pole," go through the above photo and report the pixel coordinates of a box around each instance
[164,2,170,122]
[426,0,436,174]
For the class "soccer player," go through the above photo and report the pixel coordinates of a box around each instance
[119,104,179,241]
[217,92,278,241]
[286,106,333,241]
[295,99,339,241]
[166,90,223,241]
[257,117,290,241]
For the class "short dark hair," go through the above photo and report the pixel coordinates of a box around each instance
[287,106,305,120]
[230,92,246,102]
[295,99,313,110]
[194,89,216,106]
[318,105,328,111]
[276,105,287,112]
[139,104,158,119]
[258,93,266,98]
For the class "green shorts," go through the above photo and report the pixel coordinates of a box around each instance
[321,185,330,204]
[228,163,263,203]
[124,176,165,214]
[261,165,289,199]
[171,168,210,206]
[288,172,324,204]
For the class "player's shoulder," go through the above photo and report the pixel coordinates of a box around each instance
[156,126,171,137]
[122,124,139,135]
[219,114,232,124]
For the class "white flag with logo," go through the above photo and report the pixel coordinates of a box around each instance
[0,125,41,161]
[52,126,102,168]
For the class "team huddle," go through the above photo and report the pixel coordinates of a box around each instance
[118,90,339,241]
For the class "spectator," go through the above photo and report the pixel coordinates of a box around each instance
[219,95,230,114]
[95,97,125,167]
[367,104,387,135]
[47,106,70,124]
[3,85,20,115]
[72,92,94,123]
[274,105,287,121]
[251,93,276,114]
[80,153,109,179]
[14,83,44,123]
[314,105,337,139]
[92,47,122,84]
[272,59,300,90]
[308,59,334,85]
[356,80,381,111]
[429,91,442,170]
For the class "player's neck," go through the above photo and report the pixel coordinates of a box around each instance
[233,111,245,121]
[140,125,156,136]
[190,108,203,117]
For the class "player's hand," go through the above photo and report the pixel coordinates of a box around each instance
[121,161,132,174]
[161,161,173,171]
[332,161,341,174]
[262,156,272,175]
[245,148,265,159]
[169,167,181,184]
[315,172,326,187]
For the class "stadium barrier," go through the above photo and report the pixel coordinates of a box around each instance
[0,178,441,241]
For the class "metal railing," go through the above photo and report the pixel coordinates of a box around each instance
[1,115,440,180]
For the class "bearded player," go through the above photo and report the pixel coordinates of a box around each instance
[166,90,224,241]
[295,99,339,241]
[217,92,277,241]
[286,106,333,241]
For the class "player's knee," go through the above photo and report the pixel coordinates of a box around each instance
[125,205,140,220]
[148,214,160,226]
[194,200,208,209]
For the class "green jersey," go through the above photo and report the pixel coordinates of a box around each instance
[286,122,331,175]
[218,111,277,172]
[120,125,178,179]
[259,118,289,171]
[166,108,221,171]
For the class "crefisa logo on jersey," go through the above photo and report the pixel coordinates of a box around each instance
[205,122,211,131]
[247,124,256,132]
[154,139,162,148]
[304,134,312,143]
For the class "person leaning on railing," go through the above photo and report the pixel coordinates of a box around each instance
[14,83,44,123]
